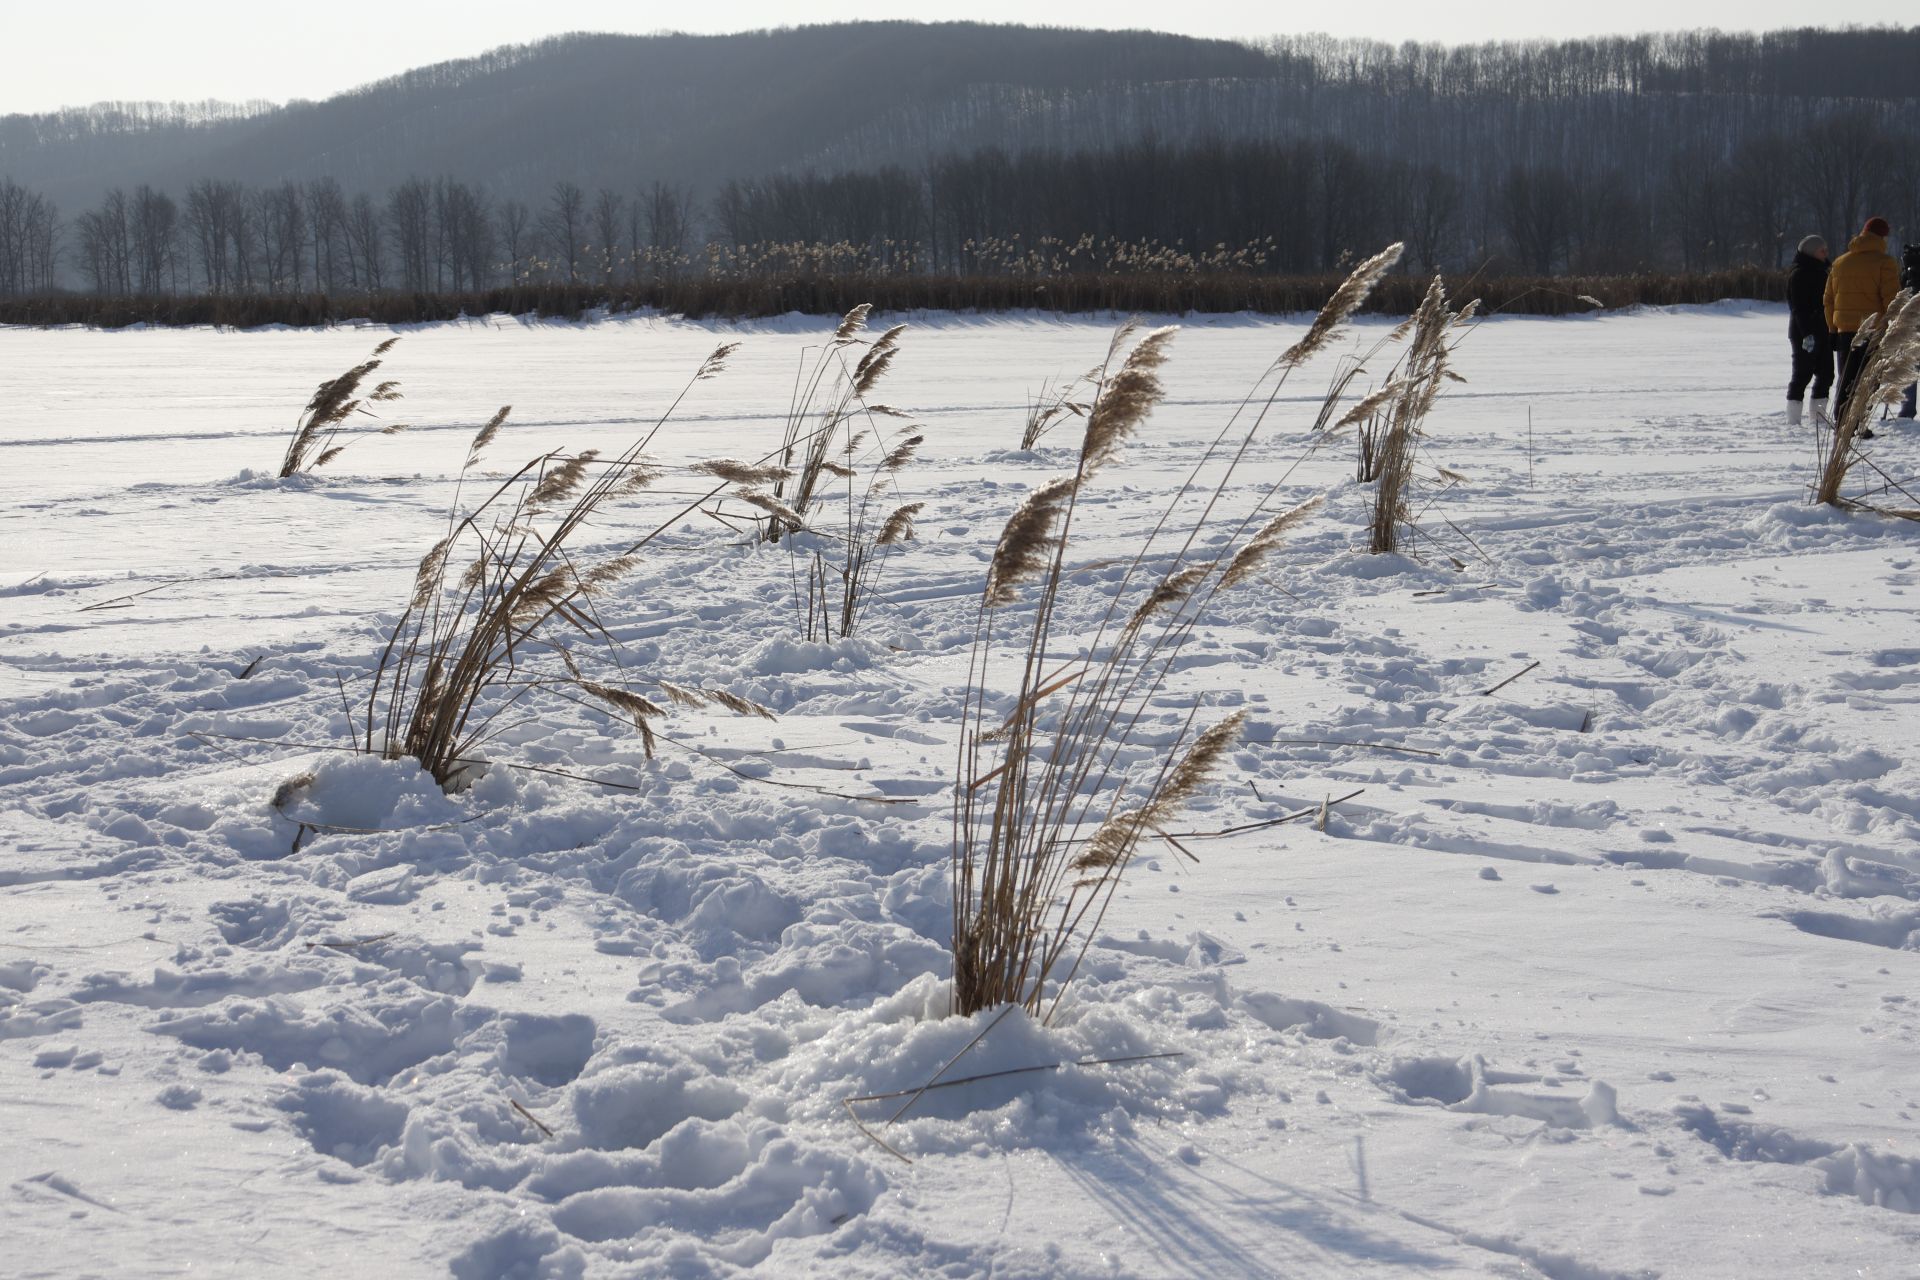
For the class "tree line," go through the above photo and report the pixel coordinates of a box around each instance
[4,107,1914,304]
[4,175,702,298]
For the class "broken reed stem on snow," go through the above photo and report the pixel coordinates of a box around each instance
[950,245,1406,1023]
[842,1050,1188,1161]
[362,342,781,789]
[279,336,407,477]
[1475,659,1541,697]
[1816,290,1920,509]
[510,1099,557,1139]
[305,934,399,951]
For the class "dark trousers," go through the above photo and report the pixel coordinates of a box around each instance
[1789,335,1834,402]
[1834,333,1867,410]
[1903,382,1917,418]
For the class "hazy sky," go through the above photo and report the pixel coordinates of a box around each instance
[5,0,1913,114]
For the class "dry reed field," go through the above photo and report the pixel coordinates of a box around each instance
[1,292,1918,1278]
[0,264,1792,329]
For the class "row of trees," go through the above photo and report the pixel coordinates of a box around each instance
[1258,28,1920,100]
[7,111,1914,300]
[723,121,1918,276]
[26,175,704,298]
[0,180,60,294]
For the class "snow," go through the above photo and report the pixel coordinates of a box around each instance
[2,305,1918,1277]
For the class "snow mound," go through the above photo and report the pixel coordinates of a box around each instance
[1822,1144,1920,1214]
[279,754,465,831]
[744,635,882,675]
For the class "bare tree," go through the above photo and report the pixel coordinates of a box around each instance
[496,199,531,283]
[1500,166,1577,274]
[1406,166,1462,273]
[307,177,348,292]
[184,178,246,294]
[591,187,624,283]
[131,185,179,294]
[259,182,307,294]
[436,180,493,290]
[387,177,433,292]
[1798,112,1883,248]
[540,180,586,283]
[346,192,385,290]
[643,180,694,274]
[75,189,133,294]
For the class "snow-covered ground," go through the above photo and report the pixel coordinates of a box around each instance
[2,305,1917,1279]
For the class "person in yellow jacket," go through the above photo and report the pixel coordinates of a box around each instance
[1824,217,1901,422]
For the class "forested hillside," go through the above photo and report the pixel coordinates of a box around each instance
[0,26,1272,205]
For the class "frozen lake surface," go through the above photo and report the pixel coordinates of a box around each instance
[2,305,1917,1277]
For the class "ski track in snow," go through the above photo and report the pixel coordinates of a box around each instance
[1,306,1917,1277]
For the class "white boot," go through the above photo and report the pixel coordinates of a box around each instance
[1788,400,1803,426]
[1812,397,1833,427]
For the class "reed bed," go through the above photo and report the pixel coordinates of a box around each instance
[0,268,1785,330]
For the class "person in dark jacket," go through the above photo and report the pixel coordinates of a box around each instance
[1786,234,1832,426]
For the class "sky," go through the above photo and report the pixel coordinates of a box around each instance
[4,0,1913,115]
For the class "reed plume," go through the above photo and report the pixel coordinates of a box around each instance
[1278,244,1404,370]
[278,338,409,477]
[876,502,923,546]
[985,477,1077,607]
[1081,327,1175,475]
[1073,712,1248,871]
[694,458,793,486]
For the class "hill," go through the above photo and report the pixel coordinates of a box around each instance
[0,24,1277,210]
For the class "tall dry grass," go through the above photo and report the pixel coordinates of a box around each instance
[364,343,775,788]
[279,337,407,477]
[1816,290,1920,510]
[1018,371,1097,450]
[949,245,1404,1020]
[1357,276,1477,554]
[767,305,928,640]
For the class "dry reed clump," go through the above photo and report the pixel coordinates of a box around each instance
[364,343,773,789]
[1348,275,1478,555]
[279,337,407,477]
[1018,370,1098,450]
[950,248,1405,1021]
[1815,290,1920,514]
[767,305,929,640]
